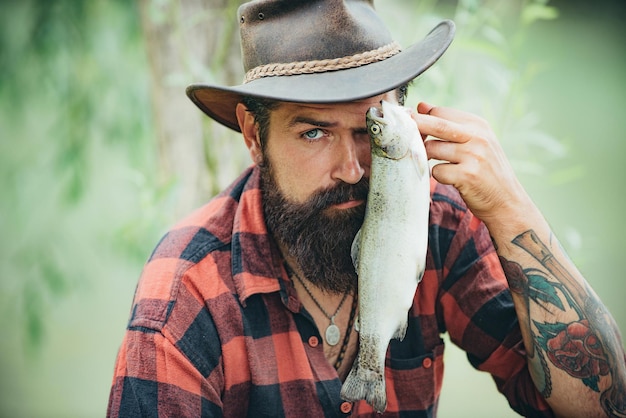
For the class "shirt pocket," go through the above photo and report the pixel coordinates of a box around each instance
[384,342,445,412]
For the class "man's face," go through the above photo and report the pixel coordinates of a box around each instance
[257,92,398,293]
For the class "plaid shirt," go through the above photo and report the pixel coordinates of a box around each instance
[108,166,552,417]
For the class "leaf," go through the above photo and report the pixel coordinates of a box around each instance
[23,283,45,349]
[582,376,600,393]
[533,320,567,349]
[41,256,68,297]
[527,273,565,311]
[522,4,559,26]
[549,165,586,186]
[534,343,553,398]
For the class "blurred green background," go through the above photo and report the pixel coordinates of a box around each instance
[0,0,624,417]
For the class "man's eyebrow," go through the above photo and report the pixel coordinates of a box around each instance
[288,116,337,129]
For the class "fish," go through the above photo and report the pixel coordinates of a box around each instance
[340,100,430,413]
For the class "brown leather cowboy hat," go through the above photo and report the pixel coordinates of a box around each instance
[186,0,455,132]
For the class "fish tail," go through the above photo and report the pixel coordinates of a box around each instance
[340,334,387,412]
[367,378,387,413]
[341,363,387,413]
[341,362,365,400]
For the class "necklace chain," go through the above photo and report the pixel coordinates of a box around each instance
[334,292,358,371]
[283,263,357,370]
[291,269,349,322]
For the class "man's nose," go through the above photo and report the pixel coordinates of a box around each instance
[331,137,368,184]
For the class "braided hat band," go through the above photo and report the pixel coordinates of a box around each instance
[244,41,402,83]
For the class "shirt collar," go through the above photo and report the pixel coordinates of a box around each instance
[230,166,299,312]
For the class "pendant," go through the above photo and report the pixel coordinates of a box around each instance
[325,319,340,346]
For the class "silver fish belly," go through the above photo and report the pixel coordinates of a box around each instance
[340,100,430,413]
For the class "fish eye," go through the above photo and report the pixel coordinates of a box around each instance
[370,123,381,136]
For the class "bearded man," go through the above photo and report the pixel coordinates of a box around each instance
[107,1,626,417]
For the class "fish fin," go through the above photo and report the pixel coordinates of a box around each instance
[341,353,388,413]
[391,269,425,342]
[351,229,362,270]
[410,142,429,179]
[393,319,408,341]
[417,267,425,285]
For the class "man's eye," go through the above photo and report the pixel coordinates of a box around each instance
[302,128,324,141]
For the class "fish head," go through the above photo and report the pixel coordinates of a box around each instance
[366,100,414,160]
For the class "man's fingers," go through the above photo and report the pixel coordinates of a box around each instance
[417,102,481,124]
[418,116,470,145]
[429,161,460,188]
[416,102,468,144]
[417,102,436,115]
[424,138,461,164]
[416,102,492,148]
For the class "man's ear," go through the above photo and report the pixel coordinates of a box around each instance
[236,102,263,165]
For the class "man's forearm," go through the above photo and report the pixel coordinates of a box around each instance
[493,220,626,418]
[414,100,626,415]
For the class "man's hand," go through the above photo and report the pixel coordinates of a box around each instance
[412,103,626,417]
[414,102,533,229]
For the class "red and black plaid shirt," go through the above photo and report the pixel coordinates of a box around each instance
[107,166,552,417]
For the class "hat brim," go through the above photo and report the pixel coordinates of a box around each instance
[186,20,455,132]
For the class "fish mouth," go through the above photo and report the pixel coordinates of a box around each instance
[367,106,385,124]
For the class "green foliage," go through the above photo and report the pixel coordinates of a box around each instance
[1,0,623,417]
[396,1,591,271]
[522,2,559,26]
[0,0,162,350]
[405,0,566,178]
[0,0,572,356]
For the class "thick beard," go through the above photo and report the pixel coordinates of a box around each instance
[260,162,367,294]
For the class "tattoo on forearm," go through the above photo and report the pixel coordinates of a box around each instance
[501,230,626,417]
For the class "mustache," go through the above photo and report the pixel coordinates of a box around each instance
[306,177,369,212]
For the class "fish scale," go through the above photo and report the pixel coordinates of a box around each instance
[340,100,430,413]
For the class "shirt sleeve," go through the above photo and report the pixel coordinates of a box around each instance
[107,321,224,418]
[106,242,227,418]
[432,184,553,417]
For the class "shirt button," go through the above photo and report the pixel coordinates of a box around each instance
[422,357,433,369]
[308,336,319,347]
[340,401,352,414]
